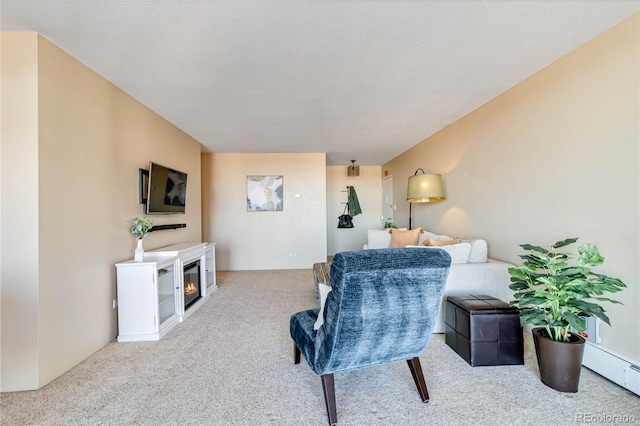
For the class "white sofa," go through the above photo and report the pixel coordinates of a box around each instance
[364,229,515,333]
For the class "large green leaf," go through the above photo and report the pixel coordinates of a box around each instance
[519,308,550,326]
[537,276,557,288]
[590,296,622,304]
[520,244,549,254]
[562,311,586,332]
[508,268,528,280]
[551,237,579,249]
[519,295,550,306]
[577,243,604,267]
[509,281,529,291]
[567,300,611,325]
[519,266,542,279]
[519,255,547,268]
[600,276,627,291]
[562,266,589,276]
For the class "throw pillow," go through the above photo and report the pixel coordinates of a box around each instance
[314,284,332,330]
[389,228,423,248]
[418,230,438,245]
[424,236,462,246]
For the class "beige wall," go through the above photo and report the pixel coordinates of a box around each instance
[1,33,203,391]
[0,32,41,390]
[383,15,639,362]
[202,153,327,270]
[326,165,383,255]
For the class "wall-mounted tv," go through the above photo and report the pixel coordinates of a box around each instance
[146,162,188,214]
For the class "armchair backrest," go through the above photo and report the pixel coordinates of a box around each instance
[312,248,451,375]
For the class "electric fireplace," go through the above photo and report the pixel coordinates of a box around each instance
[183,260,202,311]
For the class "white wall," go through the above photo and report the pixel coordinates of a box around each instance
[383,15,639,362]
[1,33,204,391]
[202,153,327,270]
[326,165,383,255]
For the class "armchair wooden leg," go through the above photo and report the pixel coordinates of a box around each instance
[321,374,338,425]
[407,357,430,402]
[294,342,301,364]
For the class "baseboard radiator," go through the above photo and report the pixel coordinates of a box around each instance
[580,317,640,396]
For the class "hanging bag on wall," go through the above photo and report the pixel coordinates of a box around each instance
[337,203,354,228]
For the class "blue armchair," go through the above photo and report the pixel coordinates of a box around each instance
[290,248,451,425]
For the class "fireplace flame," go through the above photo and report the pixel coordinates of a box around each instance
[185,282,197,295]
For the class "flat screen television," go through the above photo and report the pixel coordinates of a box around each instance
[146,162,188,214]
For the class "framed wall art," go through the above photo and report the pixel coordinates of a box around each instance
[247,175,283,212]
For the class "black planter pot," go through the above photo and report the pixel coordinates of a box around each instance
[532,327,586,392]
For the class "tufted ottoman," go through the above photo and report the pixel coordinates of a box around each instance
[445,294,524,366]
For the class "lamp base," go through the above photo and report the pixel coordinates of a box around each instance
[409,202,413,230]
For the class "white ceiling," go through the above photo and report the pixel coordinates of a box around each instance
[2,2,638,165]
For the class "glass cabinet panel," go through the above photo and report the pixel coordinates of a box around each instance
[157,264,176,326]
[205,245,216,288]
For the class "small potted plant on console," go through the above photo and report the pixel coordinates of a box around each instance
[130,216,153,261]
[508,237,626,392]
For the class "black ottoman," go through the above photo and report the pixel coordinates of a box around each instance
[445,294,523,366]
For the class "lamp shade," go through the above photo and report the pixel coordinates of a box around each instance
[406,173,445,203]
[347,165,360,177]
[347,160,360,177]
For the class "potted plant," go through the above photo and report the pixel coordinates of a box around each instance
[508,237,626,392]
[130,216,153,261]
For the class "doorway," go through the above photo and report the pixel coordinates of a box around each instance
[381,176,394,227]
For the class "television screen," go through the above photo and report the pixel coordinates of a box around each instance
[146,162,188,214]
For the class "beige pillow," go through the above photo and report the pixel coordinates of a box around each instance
[389,228,423,248]
[424,236,462,246]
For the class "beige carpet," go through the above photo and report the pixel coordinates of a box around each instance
[1,269,638,426]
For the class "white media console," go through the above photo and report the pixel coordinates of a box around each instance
[115,242,216,342]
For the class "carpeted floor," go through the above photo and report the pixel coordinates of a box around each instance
[1,269,638,425]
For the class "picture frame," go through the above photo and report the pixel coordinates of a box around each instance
[247,175,283,212]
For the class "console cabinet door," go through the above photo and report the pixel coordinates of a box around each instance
[116,264,157,337]
[116,258,179,341]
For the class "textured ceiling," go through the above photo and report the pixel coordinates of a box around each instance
[2,2,638,165]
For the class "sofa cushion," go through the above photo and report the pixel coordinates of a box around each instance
[407,242,472,264]
[464,239,488,263]
[367,229,392,249]
[389,228,423,248]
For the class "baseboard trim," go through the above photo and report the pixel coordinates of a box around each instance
[582,341,640,396]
